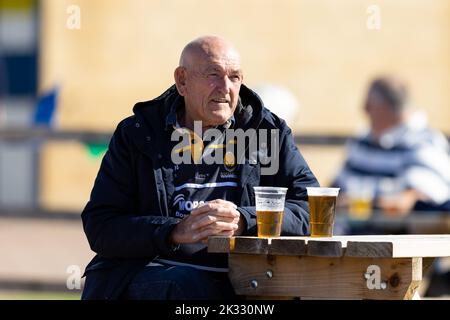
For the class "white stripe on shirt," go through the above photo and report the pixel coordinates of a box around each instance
[174,181,238,192]
[147,258,229,273]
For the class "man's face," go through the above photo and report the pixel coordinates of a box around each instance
[364,89,397,134]
[178,49,243,128]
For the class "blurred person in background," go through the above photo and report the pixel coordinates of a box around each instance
[81,35,318,300]
[333,75,450,216]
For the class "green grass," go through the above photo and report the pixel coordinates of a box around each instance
[0,291,81,300]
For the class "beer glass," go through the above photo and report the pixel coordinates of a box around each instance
[307,187,340,237]
[254,187,288,238]
[347,177,375,220]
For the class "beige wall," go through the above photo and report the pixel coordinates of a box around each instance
[38,0,450,210]
[40,0,450,134]
[39,141,101,211]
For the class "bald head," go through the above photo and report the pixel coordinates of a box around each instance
[179,36,241,69]
[174,36,243,130]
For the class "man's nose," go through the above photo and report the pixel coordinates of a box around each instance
[216,75,232,95]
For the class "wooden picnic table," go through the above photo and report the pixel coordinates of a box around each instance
[208,235,450,300]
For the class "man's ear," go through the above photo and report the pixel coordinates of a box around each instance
[174,67,187,96]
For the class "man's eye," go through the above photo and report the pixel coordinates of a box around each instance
[230,75,241,82]
[208,73,219,78]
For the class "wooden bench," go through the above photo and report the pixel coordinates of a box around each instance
[208,235,450,300]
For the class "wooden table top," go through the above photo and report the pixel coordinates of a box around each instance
[208,235,450,258]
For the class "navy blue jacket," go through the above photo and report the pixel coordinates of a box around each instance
[81,84,319,299]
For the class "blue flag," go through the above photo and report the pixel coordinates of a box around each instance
[34,87,59,126]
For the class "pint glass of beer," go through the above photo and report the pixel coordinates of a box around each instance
[307,187,340,237]
[254,187,288,238]
[347,177,374,220]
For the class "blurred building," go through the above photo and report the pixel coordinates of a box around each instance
[0,0,38,209]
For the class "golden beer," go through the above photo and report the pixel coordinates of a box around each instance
[257,210,283,238]
[348,197,372,219]
[346,177,374,220]
[254,186,288,238]
[309,195,337,237]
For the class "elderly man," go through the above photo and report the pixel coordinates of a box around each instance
[81,36,318,300]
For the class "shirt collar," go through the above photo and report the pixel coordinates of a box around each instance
[370,123,409,149]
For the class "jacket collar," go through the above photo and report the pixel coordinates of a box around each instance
[129,84,280,165]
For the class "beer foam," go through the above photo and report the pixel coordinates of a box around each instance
[306,187,340,197]
[254,187,288,195]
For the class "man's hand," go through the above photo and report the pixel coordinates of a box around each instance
[169,199,244,245]
[377,189,424,217]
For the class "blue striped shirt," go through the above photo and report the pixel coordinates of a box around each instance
[333,124,450,205]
